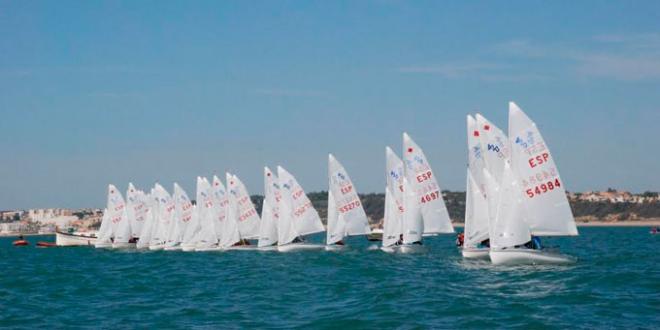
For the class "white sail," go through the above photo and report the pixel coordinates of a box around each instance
[182,178,206,245]
[136,192,155,249]
[475,113,510,185]
[95,209,112,246]
[490,162,532,249]
[508,102,578,236]
[126,183,148,239]
[464,115,490,247]
[464,170,490,248]
[193,178,218,247]
[210,176,227,244]
[258,167,279,247]
[150,183,174,246]
[219,173,241,247]
[227,174,260,239]
[382,187,402,247]
[277,166,324,245]
[401,177,423,243]
[382,146,404,247]
[326,154,370,244]
[108,184,131,244]
[402,133,454,234]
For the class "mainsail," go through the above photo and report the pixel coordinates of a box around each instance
[108,184,130,245]
[258,167,279,247]
[464,115,490,248]
[402,133,454,234]
[126,183,148,239]
[228,174,261,239]
[508,102,578,236]
[326,154,370,244]
[382,146,404,247]
[219,173,241,247]
[277,166,324,246]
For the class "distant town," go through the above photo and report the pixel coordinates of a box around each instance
[1,189,659,236]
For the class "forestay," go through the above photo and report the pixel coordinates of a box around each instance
[326,154,370,245]
[508,102,578,236]
[402,133,454,234]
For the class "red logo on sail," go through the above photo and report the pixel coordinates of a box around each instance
[473,130,480,137]
[407,147,413,153]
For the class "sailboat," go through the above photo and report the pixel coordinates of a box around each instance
[148,183,175,251]
[276,166,325,252]
[257,167,280,249]
[94,204,113,248]
[108,184,132,248]
[381,146,404,252]
[326,154,371,250]
[489,102,578,265]
[462,115,490,259]
[195,175,228,251]
[400,133,454,251]
[126,183,148,244]
[163,183,194,250]
[136,188,156,249]
[181,177,208,251]
[222,173,260,250]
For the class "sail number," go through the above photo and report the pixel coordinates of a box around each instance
[420,190,440,203]
[339,200,361,213]
[526,179,561,198]
[340,184,353,194]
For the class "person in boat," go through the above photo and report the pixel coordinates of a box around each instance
[291,236,305,243]
[334,240,345,246]
[456,233,464,247]
[521,236,542,250]
[478,238,489,248]
[233,239,251,246]
[18,234,24,241]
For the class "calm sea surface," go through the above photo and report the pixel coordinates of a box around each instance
[1,227,658,329]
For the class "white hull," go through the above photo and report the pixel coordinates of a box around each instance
[380,245,400,253]
[325,244,346,251]
[223,245,259,251]
[112,242,135,249]
[257,245,278,251]
[94,242,113,249]
[180,244,198,252]
[195,245,223,252]
[148,244,166,251]
[55,231,97,247]
[462,247,490,259]
[490,249,575,265]
[277,243,324,252]
[163,245,182,251]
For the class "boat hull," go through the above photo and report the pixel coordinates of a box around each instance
[277,243,324,252]
[224,245,259,251]
[112,242,135,249]
[324,244,346,251]
[148,244,165,251]
[195,245,223,252]
[462,247,490,259]
[56,231,97,247]
[163,245,182,251]
[490,249,575,265]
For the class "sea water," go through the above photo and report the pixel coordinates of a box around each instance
[1,227,658,329]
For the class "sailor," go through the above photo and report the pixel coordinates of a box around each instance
[456,233,464,247]
[478,238,489,248]
[523,236,542,250]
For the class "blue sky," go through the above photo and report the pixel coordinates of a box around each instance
[1,1,659,209]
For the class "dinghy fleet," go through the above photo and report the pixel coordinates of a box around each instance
[57,102,578,265]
